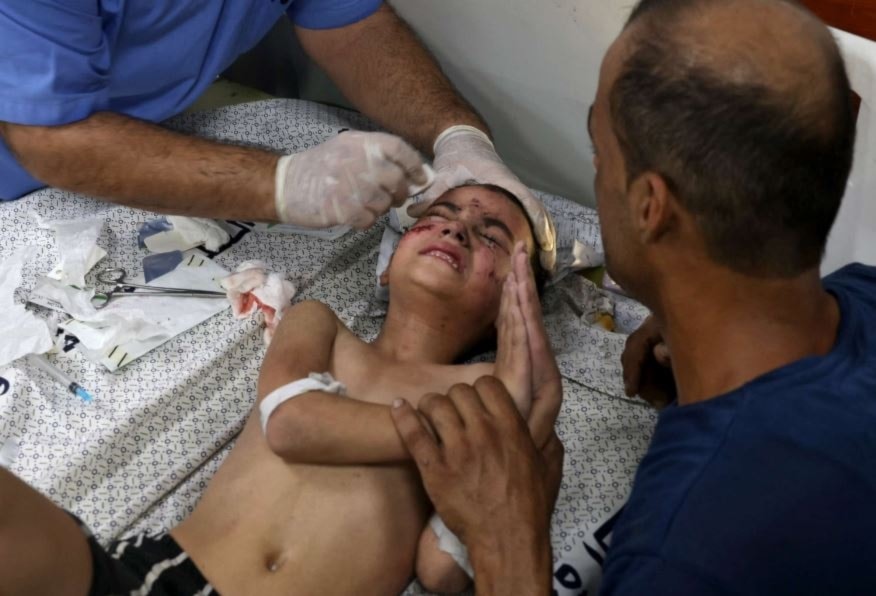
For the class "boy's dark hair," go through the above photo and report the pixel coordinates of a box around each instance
[612,0,856,277]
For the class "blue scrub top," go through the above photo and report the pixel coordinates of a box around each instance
[0,0,382,200]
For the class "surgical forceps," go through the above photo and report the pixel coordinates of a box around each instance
[91,268,225,309]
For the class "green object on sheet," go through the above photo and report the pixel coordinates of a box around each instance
[582,266,606,286]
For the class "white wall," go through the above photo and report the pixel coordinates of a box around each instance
[391,0,633,206]
[823,28,876,272]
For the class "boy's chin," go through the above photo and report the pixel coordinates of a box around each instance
[400,267,465,293]
[392,275,499,312]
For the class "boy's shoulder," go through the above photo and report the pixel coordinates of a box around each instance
[270,300,345,351]
[289,299,338,318]
[286,300,343,331]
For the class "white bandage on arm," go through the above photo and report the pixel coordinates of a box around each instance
[429,513,475,578]
[259,372,347,434]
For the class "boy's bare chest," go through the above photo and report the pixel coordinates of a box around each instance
[328,333,491,406]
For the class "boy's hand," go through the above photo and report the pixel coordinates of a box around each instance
[494,267,533,417]
[512,244,563,448]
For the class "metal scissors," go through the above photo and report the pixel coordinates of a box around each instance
[91,268,226,309]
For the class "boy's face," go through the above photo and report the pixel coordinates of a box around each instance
[386,185,536,322]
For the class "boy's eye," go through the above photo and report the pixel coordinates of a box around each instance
[480,232,501,249]
[413,214,447,228]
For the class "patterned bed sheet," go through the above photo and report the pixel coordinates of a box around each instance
[0,99,657,595]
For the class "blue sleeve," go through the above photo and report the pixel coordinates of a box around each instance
[824,263,876,311]
[0,0,110,125]
[600,554,730,596]
[288,0,383,30]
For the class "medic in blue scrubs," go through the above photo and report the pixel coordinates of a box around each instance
[0,1,550,239]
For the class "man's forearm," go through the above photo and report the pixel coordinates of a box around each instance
[298,4,488,154]
[470,528,554,596]
[0,112,278,220]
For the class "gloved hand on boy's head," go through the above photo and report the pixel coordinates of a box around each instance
[410,125,557,274]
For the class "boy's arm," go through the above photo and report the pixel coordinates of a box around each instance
[258,300,412,464]
[0,467,94,596]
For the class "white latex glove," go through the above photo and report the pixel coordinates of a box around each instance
[275,131,432,230]
[409,125,556,272]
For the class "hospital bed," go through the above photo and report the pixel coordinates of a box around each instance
[0,99,656,595]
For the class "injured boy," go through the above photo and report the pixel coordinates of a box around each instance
[0,183,561,595]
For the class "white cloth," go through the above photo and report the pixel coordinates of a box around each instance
[143,217,230,253]
[28,251,229,371]
[259,372,347,434]
[33,213,107,287]
[0,246,53,368]
[429,513,474,578]
[220,261,297,344]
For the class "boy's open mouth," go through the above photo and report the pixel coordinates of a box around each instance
[420,244,464,273]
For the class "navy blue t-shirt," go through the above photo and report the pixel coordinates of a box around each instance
[601,263,876,596]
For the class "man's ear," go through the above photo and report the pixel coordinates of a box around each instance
[628,172,674,244]
[379,268,390,287]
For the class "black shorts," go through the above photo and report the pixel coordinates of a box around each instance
[71,514,217,596]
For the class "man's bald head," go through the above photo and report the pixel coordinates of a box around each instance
[610,0,855,276]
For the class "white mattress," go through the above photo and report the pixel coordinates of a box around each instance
[0,99,657,595]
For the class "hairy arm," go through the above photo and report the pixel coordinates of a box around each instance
[0,113,278,220]
[258,300,412,464]
[296,3,487,153]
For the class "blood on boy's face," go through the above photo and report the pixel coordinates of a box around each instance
[386,185,536,322]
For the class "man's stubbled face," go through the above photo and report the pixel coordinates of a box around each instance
[386,185,536,325]
[589,32,648,298]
